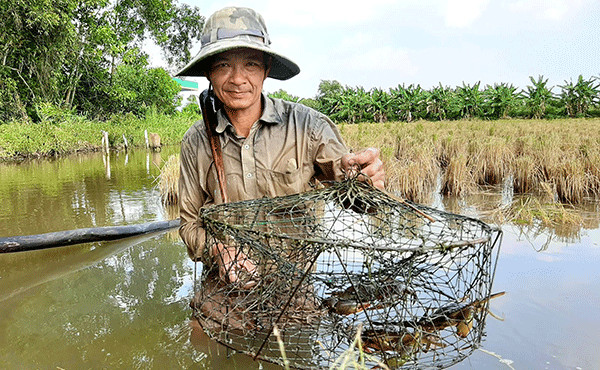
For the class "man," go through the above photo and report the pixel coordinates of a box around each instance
[176,7,385,286]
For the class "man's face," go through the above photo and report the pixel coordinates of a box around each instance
[208,48,268,113]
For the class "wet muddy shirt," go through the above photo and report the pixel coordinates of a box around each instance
[179,94,348,262]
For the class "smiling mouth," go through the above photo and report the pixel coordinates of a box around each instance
[226,91,249,96]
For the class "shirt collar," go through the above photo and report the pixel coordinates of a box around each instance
[258,93,283,125]
[215,109,230,134]
[214,93,283,134]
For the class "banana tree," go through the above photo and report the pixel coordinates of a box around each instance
[389,83,427,122]
[482,83,520,119]
[367,87,392,123]
[425,83,453,120]
[559,75,600,117]
[524,75,554,119]
[330,86,370,123]
[454,82,483,119]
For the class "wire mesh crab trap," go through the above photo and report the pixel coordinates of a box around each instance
[193,176,502,369]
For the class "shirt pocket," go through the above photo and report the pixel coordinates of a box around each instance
[263,165,307,197]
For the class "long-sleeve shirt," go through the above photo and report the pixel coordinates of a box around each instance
[178,94,349,262]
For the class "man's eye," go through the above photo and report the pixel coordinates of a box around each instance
[213,62,229,69]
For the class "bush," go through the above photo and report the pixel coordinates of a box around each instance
[105,64,182,117]
[35,102,87,125]
[0,73,28,123]
[179,99,201,119]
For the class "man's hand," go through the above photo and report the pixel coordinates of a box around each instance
[341,147,385,190]
[210,243,257,289]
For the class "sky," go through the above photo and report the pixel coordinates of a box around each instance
[150,0,600,99]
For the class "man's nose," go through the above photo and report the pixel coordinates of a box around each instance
[229,63,247,84]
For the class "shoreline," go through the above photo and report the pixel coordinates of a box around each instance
[0,113,199,162]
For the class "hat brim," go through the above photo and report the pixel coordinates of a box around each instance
[175,38,300,80]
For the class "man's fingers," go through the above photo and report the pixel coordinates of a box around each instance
[341,148,385,189]
[226,262,258,289]
[372,178,385,190]
[227,267,239,284]
[363,156,385,188]
[215,246,258,288]
[238,268,259,289]
[354,147,380,165]
[341,147,379,169]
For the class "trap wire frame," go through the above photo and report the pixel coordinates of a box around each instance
[193,178,502,369]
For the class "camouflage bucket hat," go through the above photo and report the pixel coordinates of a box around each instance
[176,7,300,80]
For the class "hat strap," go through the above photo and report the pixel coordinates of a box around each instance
[201,28,270,46]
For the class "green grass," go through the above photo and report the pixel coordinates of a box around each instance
[0,109,199,159]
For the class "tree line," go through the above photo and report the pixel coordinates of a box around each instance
[0,0,204,123]
[3,0,598,126]
[270,75,600,123]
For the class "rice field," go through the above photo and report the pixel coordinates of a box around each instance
[339,118,600,205]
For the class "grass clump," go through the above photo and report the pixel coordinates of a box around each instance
[158,154,180,206]
[502,197,583,227]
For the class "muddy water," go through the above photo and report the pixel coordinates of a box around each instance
[0,149,599,369]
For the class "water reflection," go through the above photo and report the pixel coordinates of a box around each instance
[0,234,196,368]
[0,231,284,368]
[0,149,280,369]
[0,148,179,237]
[103,152,111,179]
[437,184,600,247]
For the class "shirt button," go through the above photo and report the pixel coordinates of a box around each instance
[244,144,250,150]
[246,173,253,178]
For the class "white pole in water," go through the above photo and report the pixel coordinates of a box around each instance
[101,130,109,153]
[122,134,128,152]
[144,129,149,149]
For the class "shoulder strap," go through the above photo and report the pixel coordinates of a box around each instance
[199,89,229,203]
